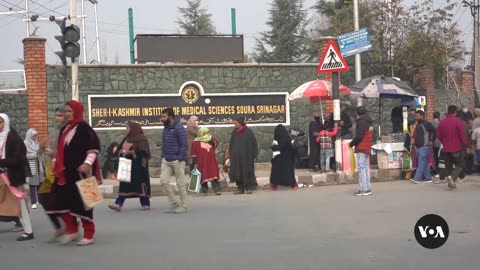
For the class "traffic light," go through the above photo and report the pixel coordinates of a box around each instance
[54,18,81,64]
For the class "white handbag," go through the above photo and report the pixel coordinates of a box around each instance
[117,157,132,183]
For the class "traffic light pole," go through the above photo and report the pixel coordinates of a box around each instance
[70,0,79,101]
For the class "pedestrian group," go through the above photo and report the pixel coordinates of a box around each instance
[0,102,475,245]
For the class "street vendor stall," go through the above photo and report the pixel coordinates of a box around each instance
[350,75,418,138]
[372,139,406,170]
[289,80,354,171]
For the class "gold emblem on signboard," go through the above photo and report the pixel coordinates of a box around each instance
[182,85,200,104]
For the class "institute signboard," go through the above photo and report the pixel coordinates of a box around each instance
[88,81,290,130]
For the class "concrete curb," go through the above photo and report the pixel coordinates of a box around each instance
[100,168,404,198]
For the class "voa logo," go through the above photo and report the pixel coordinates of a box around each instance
[418,226,446,239]
[414,214,449,249]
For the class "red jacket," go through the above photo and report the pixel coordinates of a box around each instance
[437,114,468,153]
[349,115,373,155]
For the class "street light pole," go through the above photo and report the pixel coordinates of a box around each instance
[353,0,362,106]
[93,1,101,63]
[80,0,87,64]
[25,0,30,36]
[70,0,79,101]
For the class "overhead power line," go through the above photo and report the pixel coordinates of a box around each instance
[29,0,64,16]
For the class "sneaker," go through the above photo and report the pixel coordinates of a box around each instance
[173,206,187,214]
[108,204,122,212]
[410,179,421,184]
[141,206,151,211]
[165,203,179,213]
[458,177,466,183]
[59,233,79,245]
[363,189,372,196]
[447,176,456,190]
[433,174,440,178]
[16,233,34,241]
[31,204,38,209]
[353,190,363,196]
[246,190,253,194]
[76,238,95,246]
[48,228,66,243]
[424,179,433,183]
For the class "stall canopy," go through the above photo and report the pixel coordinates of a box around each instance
[289,79,353,122]
[350,75,417,137]
[289,80,352,102]
[350,75,417,99]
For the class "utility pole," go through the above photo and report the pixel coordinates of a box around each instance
[92,0,101,63]
[386,0,393,77]
[80,0,87,64]
[353,0,362,106]
[463,0,480,92]
[128,8,135,64]
[25,0,30,36]
[70,0,79,101]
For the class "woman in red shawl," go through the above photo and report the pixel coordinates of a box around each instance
[191,127,221,195]
[48,100,101,246]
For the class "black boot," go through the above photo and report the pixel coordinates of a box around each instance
[234,184,245,195]
[245,184,253,194]
[213,181,221,195]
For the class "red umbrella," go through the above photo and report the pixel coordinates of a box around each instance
[289,80,352,103]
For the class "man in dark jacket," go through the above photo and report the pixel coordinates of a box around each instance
[308,112,323,171]
[349,106,373,196]
[437,105,468,190]
[411,110,436,183]
[391,105,403,133]
[160,108,188,214]
[339,110,353,139]
[430,111,441,178]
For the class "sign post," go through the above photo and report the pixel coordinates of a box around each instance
[317,40,350,171]
[338,28,372,107]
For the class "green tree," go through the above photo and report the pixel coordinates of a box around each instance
[314,0,463,87]
[177,0,216,35]
[253,0,312,63]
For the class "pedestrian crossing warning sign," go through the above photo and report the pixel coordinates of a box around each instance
[317,40,350,74]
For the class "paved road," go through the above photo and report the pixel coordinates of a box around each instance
[1,179,480,270]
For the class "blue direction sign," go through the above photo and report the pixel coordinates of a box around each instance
[337,28,372,57]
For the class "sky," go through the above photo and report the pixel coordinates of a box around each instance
[0,0,473,70]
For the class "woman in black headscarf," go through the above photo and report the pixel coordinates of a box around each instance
[108,122,151,211]
[270,124,297,190]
